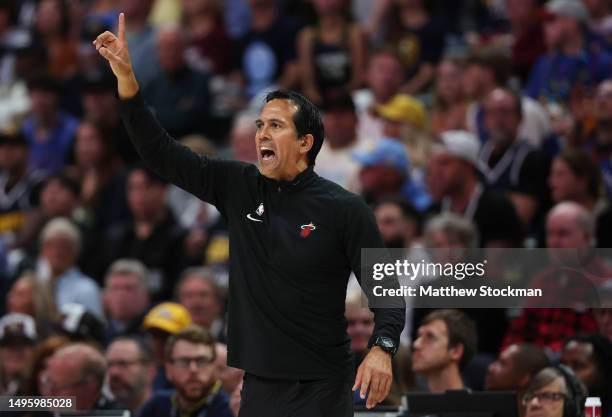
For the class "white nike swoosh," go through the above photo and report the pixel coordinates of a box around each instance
[246,214,263,223]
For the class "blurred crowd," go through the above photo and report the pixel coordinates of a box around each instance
[1,0,612,416]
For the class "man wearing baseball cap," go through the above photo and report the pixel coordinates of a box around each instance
[526,0,612,105]
[427,131,523,247]
[0,313,37,395]
[142,302,192,390]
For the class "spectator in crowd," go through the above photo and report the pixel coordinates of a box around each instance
[586,79,612,196]
[67,119,129,231]
[103,259,151,343]
[123,0,160,85]
[175,267,224,341]
[142,302,192,391]
[81,73,139,165]
[182,0,233,76]
[21,334,70,396]
[316,92,365,191]
[21,73,78,175]
[297,0,366,104]
[0,313,37,395]
[412,309,477,392]
[383,0,445,95]
[373,196,420,250]
[41,343,118,411]
[585,0,612,44]
[232,0,301,99]
[142,25,212,139]
[105,166,187,301]
[504,0,547,83]
[427,130,523,247]
[485,344,550,417]
[37,217,103,318]
[105,336,155,415]
[480,87,551,234]
[523,366,586,417]
[430,58,468,136]
[561,334,612,417]
[33,0,78,80]
[139,325,233,417]
[354,137,431,211]
[345,290,374,371]
[463,50,551,148]
[549,149,603,211]
[228,111,258,163]
[503,202,612,352]
[355,48,405,142]
[57,302,107,346]
[5,272,58,336]
[214,343,244,396]
[0,131,43,257]
[526,0,612,107]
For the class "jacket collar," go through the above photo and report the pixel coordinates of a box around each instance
[263,166,317,192]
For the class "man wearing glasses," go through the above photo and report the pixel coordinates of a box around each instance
[139,325,233,417]
[105,337,156,415]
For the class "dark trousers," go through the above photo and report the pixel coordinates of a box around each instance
[238,373,354,417]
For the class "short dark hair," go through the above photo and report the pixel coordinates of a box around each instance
[264,90,325,166]
[110,336,154,364]
[466,49,511,87]
[557,150,602,201]
[422,309,478,369]
[512,344,550,377]
[44,173,81,197]
[130,164,169,186]
[164,325,216,362]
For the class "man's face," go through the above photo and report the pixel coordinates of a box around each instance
[345,305,374,355]
[375,202,410,248]
[359,165,404,199]
[0,143,27,173]
[178,277,220,328]
[127,170,167,220]
[436,60,464,104]
[83,92,117,127]
[29,90,58,120]
[42,355,96,410]
[41,234,77,275]
[105,273,148,322]
[166,341,216,402]
[506,0,537,26]
[560,341,597,390]
[412,319,456,374]
[323,108,357,149]
[484,90,521,148]
[544,15,578,50]
[485,344,521,390]
[549,158,583,203]
[157,30,185,74]
[76,123,105,167]
[546,211,590,249]
[106,340,151,406]
[255,99,310,181]
[462,64,487,100]
[524,378,566,417]
[428,150,467,197]
[367,54,404,103]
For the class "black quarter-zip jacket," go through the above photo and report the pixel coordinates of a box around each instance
[119,93,405,382]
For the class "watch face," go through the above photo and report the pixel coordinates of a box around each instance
[381,338,393,349]
[377,337,395,351]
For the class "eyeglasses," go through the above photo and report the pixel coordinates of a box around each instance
[170,356,214,369]
[522,392,567,405]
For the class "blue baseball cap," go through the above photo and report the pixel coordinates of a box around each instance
[353,138,410,174]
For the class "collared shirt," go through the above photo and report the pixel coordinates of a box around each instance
[46,266,103,318]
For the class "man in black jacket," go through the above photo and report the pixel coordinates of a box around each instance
[94,14,405,415]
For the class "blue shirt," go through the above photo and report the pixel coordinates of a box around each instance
[22,112,78,175]
[53,267,103,318]
[138,384,233,417]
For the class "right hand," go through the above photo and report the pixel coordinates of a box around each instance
[93,13,133,79]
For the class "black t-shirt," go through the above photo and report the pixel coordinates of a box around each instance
[233,16,301,98]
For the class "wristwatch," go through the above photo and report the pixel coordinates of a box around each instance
[372,336,398,356]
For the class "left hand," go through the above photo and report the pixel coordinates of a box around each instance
[352,346,393,409]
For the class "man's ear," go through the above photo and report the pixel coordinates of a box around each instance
[448,343,465,364]
[300,134,314,155]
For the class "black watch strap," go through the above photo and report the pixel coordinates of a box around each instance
[373,336,398,356]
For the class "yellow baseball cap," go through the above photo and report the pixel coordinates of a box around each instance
[375,94,427,129]
[143,302,192,334]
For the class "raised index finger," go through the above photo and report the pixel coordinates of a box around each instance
[118,12,126,41]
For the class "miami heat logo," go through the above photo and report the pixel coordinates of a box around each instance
[300,222,316,238]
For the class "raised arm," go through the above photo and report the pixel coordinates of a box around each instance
[93,14,240,208]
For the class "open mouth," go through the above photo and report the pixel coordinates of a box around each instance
[260,147,276,163]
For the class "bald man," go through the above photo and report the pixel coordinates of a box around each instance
[502,202,612,352]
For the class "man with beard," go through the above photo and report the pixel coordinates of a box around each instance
[105,337,155,415]
[139,325,232,417]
